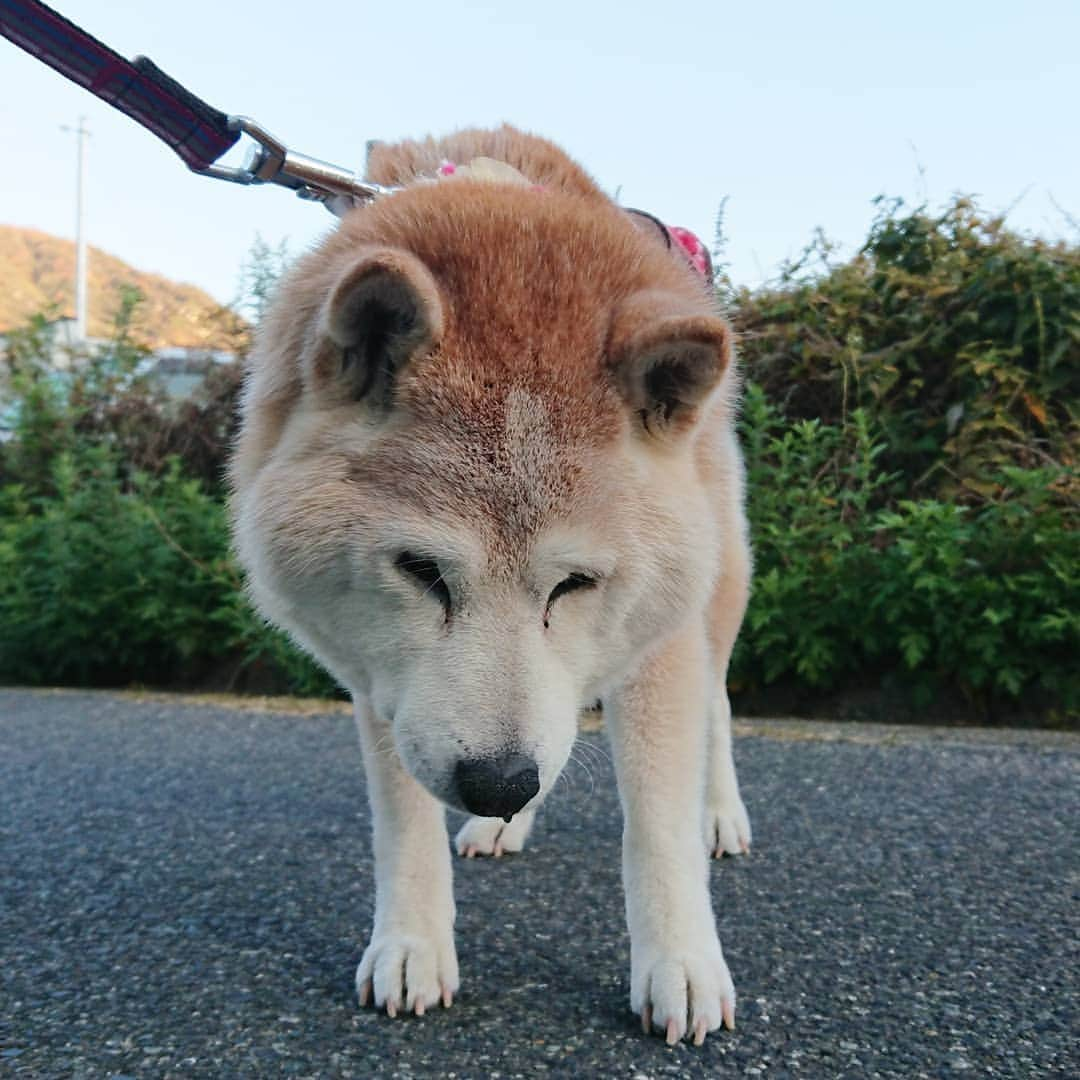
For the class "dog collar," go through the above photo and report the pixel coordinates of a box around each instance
[624,207,713,283]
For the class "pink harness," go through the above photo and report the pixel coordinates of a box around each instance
[667,225,711,280]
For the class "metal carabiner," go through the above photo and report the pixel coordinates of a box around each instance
[195,116,397,213]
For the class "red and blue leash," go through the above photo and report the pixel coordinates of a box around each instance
[0,0,391,209]
[1,0,713,280]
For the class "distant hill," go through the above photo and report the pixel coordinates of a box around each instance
[0,225,247,351]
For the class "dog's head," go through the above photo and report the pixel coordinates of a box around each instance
[231,180,734,816]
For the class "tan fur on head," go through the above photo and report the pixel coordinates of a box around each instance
[230,123,744,803]
[233,142,729,486]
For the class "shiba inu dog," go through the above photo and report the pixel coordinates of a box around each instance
[230,125,752,1046]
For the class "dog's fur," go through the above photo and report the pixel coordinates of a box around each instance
[230,125,752,1045]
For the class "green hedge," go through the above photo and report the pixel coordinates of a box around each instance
[726,196,1078,720]
[732,387,1077,717]
[1,199,1076,722]
[0,448,337,697]
[0,308,338,699]
[731,196,1077,502]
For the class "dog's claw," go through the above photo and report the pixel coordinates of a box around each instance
[386,1000,398,1019]
[455,811,535,859]
[414,999,425,1017]
[441,985,453,1008]
[634,935,734,1047]
[357,979,371,1007]
[722,997,736,1031]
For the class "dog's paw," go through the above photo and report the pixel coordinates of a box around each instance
[455,807,535,858]
[704,795,751,858]
[356,929,459,1017]
[632,936,736,1046]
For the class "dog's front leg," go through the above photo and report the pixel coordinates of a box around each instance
[354,699,459,1016]
[606,620,735,1045]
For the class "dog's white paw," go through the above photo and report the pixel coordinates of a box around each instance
[356,929,459,1017]
[704,795,752,858]
[632,934,736,1046]
[455,808,535,858]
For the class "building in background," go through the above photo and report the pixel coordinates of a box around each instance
[0,317,236,441]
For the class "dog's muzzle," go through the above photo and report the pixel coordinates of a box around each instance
[454,754,539,821]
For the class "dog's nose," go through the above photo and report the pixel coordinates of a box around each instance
[454,754,540,820]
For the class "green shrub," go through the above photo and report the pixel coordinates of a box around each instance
[0,298,337,697]
[733,385,1079,718]
[720,196,1078,722]
[0,444,337,696]
[732,196,1079,506]
[1,201,1076,722]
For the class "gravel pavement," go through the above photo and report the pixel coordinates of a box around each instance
[1,688,1077,1078]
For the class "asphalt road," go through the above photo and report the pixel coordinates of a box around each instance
[1,689,1077,1079]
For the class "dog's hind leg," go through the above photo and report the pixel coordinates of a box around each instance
[353,699,460,1016]
[455,807,536,858]
[704,494,752,858]
[705,680,751,857]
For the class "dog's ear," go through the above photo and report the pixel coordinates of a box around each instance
[608,291,731,438]
[320,248,443,407]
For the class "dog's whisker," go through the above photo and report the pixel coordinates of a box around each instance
[419,572,449,603]
[573,740,611,768]
[561,750,597,807]
[368,731,401,761]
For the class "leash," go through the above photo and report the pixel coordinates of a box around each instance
[0,0,392,213]
[1,0,712,278]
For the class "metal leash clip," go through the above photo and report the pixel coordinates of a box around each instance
[198,116,397,215]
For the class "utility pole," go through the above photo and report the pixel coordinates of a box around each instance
[62,117,90,342]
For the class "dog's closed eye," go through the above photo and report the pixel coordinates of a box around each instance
[395,551,452,616]
[547,573,597,608]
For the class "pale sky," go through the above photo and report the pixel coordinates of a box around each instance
[2,0,1077,308]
